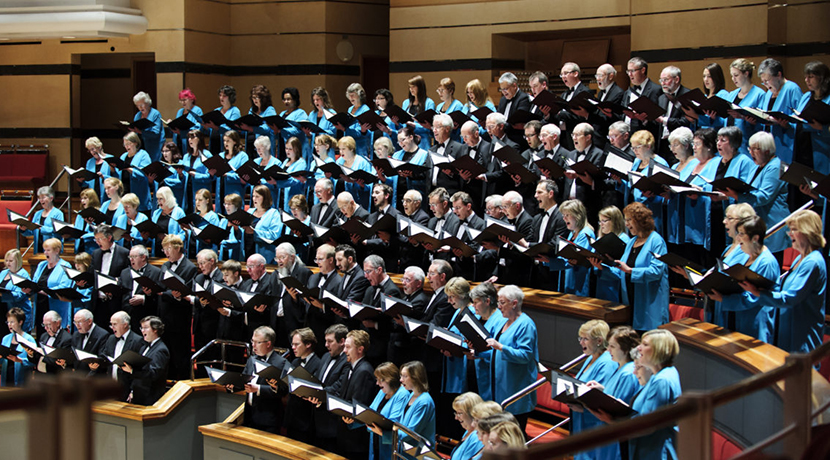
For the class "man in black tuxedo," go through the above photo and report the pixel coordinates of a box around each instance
[117,245,163,331]
[535,124,571,203]
[124,315,169,406]
[158,235,198,380]
[335,192,369,225]
[564,123,612,226]
[479,191,534,286]
[334,244,370,303]
[608,121,634,160]
[448,191,486,280]
[242,253,282,343]
[34,310,72,374]
[311,324,350,450]
[587,64,626,149]
[510,120,545,215]
[459,121,493,214]
[309,178,341,228]
[555,62,594,150]
[93,311,144,401]
[429,114,464,197]
[622,57,663,139]
[423,188,460,265]
[237,326,288,433]
[71,308,110,373]
[522,180,569,289]
[284,327,322,443]
[275,242,312,342]
[359,255,401,367]
[528,71,555,122]
[389,266,429,365]
[303,244,342,356]
[214,261,247,357]
[481,112,519,197]
[362,184,400,272]
[655,65,692,162]
[336,330,375,460]
[90,225,130,327]
[191,249,223,353]
[397,190,430,270]
[497,72,532,148]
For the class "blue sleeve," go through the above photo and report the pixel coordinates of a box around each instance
[631,235,666,283]
[253,106,276,136]
[739,162,782,208]
[499,320,536,364]
[254,209,283,241]
[755,257,825,308]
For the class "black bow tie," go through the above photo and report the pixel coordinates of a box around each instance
[118,336,125,341]
[256,355,265,360]
[631,85,641,92]
[101,249,111,254]
[565,88,575,95]
[598,90,606,97]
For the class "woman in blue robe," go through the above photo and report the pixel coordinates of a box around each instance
[334,136,375,210]
[449,392,485,460]
[248,136,281,209]
[275,87,308,161]
[391,125,430,209]
[213,130,249,211]
[487,285,538,431]
[401,76,435,150]
[333,83,372,159]
[396,361,436,459]
[462,79,497,138]
[181,130,213,215]
[585,326,642,460]
[239,85,278,157]
[682,129,720,260]
[244,185,283,263]
[741,210,827,354]
[758,59,803,165]
[132,91,164,162]
[148,187,186,257]
[303,87,337,164]
[796,61,830,176]
[171,88,203,156]
[593,206,631,304]
[202,85,242,150]
[725,132,790,254]
[100,177,126,227]
[552,200,594,297]
[81,137,113,199]
[470,282,506,402]
[682,62,730,130]
[218,193,245,261]
[1,308,34,387]
[570,320,618,460]
[593,202,669,332]
[709,216,778,343]
[274,137,308,212]
[629,330,682,460]
[0,249,32,333]
[26,239,74,329]
[442,278,475,402]
[436,78,465,142]
[615,130,667,234]
[21,186,64,256]
[118,132,153,213]
[188,188,222,256]
[114,193,151,250]
[663,127,698,250]
[725,59,766,151]
[366,362,410,460]
[371,89,401,153]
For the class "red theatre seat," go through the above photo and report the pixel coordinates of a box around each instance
[0,151,48,188]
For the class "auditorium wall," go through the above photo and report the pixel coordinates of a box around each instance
[0,0,827,193]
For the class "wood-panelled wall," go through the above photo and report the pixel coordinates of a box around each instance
[0,0,389,192]
[389,0,830,109]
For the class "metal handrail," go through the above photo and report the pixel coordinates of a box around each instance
[18,168,66,256]
[190,339,251,380]
[501,354,587,410]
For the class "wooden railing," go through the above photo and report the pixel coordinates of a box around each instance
[482,338,830,460]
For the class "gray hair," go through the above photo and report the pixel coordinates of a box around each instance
[156,186,177,207]
[404,266,425,283]
[404,189,422,203]
[759,58,784,78]
[316,178,333,191]
[433,113,453,129]
[37,186,54,198]
[668,127,694,148]
[133,91,152,106]
[663,66,681,79]
[486,112,507,126]
[485,194,503,208]
[609,121,631,136]
[540,123,561,137]
[598,63,617,78]
[628,57,648,73]
[717,126,743,151]
[529,71,548,86]
[562,62,581,75]
[276,242,296,257]
[247,253,266,266]
[502,191,522,206]
[112,311,131,325]
[498,285,525,308]
[254,135,271,151]
[43,310,61,323]
[364,254,385,272]
[498,72,518,85]
[749,131,776,155]
[131,245,149,259]
[75,309,94,322]
[461,120,479,135]
[197,249,218,263]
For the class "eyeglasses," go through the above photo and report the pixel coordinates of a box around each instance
[658,77,674,83]
[559,70,577,78]
[577,337,590,343]
[626,68,643,74]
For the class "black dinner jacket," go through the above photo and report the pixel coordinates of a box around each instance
[428,211,459,237]
[420,287,455,372]
[310,198,341,228]
[498,89,532,148]
[530,204,568,246]
[562,144,607,207]
[284,353,322,434]
[241,271,282,336]
[367,204,399,225]
[352,206,370,222]
[98,330,145,401]
[338,264,370,302]
[38,329,72,374]
[509,209,535,240]
[656,85,692,159]
[242,351,288,432]
[336,357,375,455]
[557,82,594,150]
[192,269,224,348]
[71,324,110,373]
[304,270,342,356]
[588,83,626,148]
[408,208,430,225]
[360,277,402,365]
[131,339,170,406]
[622,78,663,134]
[92,244,130,277]
[118,263,163,330]
[313,352,349,439]
[282,262,313,335]
[429,139,465,196]
[158,257,198,332]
